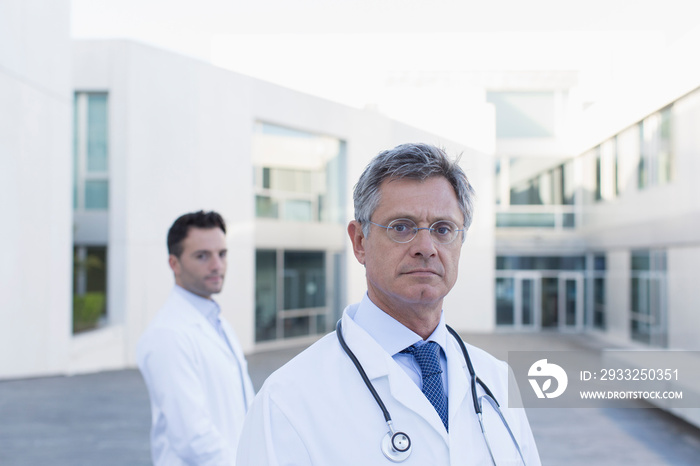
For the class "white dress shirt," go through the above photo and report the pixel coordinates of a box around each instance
[353,293,449,406]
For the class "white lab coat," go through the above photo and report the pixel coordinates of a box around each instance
[137,289,255,466]
[236,304,541,465]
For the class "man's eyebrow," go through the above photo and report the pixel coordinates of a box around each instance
[191,248,227,254]
[386,214,461,223]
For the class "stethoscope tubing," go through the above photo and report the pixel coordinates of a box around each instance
[445,325,500,414]
[336,320,393,424]
[336,319,527,465]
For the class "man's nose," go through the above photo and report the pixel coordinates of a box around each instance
[211,255,224,270]
[410,228,437,256]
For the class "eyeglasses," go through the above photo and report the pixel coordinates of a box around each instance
[368,218,464,244]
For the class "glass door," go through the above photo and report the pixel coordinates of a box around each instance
[559,273,584,330]
[541,277,559,328]
[515,272,540,329]
[496,273,540,329]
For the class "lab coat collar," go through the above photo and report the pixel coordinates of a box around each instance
[353,293,448,356]
[341,303,451,442]
[340,304,393,381]
[166,288,238,361]
[174,285,222,327]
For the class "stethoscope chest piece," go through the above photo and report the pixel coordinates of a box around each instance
[381,430,411,462]
[337,320,527,465]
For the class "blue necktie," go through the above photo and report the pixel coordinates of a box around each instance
[403,341,449,431]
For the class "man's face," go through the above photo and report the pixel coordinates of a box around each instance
[349,176,464,323]
[169,227,227,299]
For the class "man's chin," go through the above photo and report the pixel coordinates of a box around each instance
[390,292,446,310]
[402,282,446,299]
[207,286,223,295]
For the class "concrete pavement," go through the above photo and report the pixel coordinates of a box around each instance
[2,331,700,465]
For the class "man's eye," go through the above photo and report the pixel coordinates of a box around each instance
[392,223,410,233]
[433,223,453,235]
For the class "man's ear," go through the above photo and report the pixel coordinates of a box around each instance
[347,221,367,265]
[168,254,180,275]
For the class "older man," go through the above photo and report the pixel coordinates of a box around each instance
[237,144,540,465]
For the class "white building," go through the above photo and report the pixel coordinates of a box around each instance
[1,0,494,380]
[5,1,700,429]
[1,0,74,379]
[490,26,700,348]
[487,25,700,426]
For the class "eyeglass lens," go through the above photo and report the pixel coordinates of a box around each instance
[386,219,459,244]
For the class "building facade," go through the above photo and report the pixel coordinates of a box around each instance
[69,39,495,374]
[488,27,700,353]
[1,0,74,379]
[5,5,700,436]
[1,7,495,379]
[485,26,700,427]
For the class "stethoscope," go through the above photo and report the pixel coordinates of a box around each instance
[336,320,527,465]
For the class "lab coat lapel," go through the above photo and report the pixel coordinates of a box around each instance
[446,333,470,426]
[220,319,255,403]
[387,362,449,442]
[340,312,391,380]
[170,291,235,359]
[340,312,449,442]
[201,320,233,356]
[176,295,255,404]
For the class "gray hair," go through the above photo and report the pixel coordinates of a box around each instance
[353,143,476,238]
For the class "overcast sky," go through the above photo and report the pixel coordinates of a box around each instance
[71,0,699,107]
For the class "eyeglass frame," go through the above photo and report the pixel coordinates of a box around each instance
[367,218,465,244]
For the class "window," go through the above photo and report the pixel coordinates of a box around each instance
[255,249,332,342]
[497,157,577,229]
[73,246,107,333]
[638,121,647,190]
[486,91,556,138]
[591,254,606,330]
[630,250,667,347]
[638,106,673,190]
[494,158,503,205]
[594,139,619,203]
[74,93,109,210]
[495,256,586,329]
[594,145,602,202]
[496,256,586,271]
[509,163,566,206]
[561,160,576,206]
[658,106,673,185]
[73,92,110,334]
[252,122,345,343]
[252,122,345,223]
[579,105,674,198]
[495,277,515,325]
[616,124,639,195]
